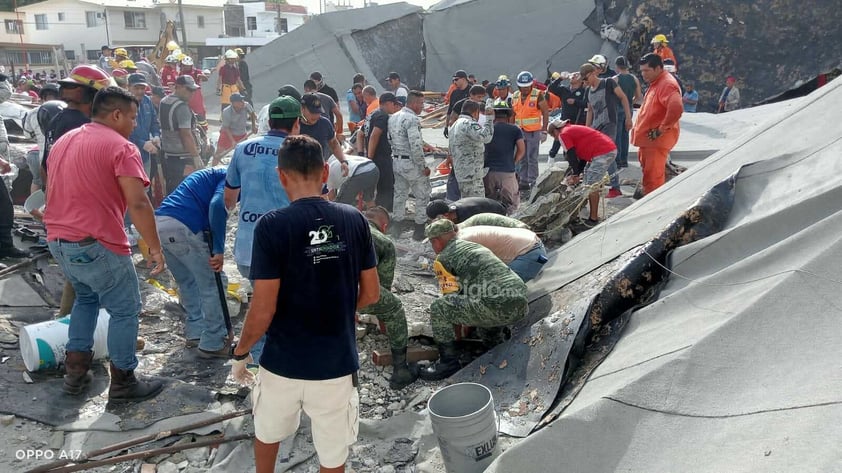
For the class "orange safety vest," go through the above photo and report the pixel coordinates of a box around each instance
[512,88,542,132]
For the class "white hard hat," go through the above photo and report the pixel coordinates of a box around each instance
[181,56,193,66]
[224,49,238,59]
[165,55,177,63]
[588,54,607,66]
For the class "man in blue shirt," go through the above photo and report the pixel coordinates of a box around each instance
[229,135,380,473]
[127,73,161,178]
[224,95,300,360]
[682,82,699,113]
[155,167,230,357]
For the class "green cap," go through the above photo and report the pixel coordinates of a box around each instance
[269,95,302,119]
[425,219,457,239]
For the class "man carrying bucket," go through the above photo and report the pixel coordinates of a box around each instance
[420,219,528,381]
[44,87,165,402]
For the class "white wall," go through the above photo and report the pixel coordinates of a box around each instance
[239,3,306,39]
[17,0,110,62]
[0,12,29,44]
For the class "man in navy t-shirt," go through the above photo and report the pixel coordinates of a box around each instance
[299,93,349,164]
[230,135,380,473]
[483,102,525,213]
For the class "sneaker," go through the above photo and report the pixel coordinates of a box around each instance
[606,188,623,199]
[583,217,601,228]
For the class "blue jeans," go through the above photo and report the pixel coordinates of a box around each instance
[508,243,548,282]
[157,217,229,351]
[236,263,265,363]
[48,240,141,370]
[615,109,630,168]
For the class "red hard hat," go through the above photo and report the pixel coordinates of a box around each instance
[111,69,129,78]
[60,64,114,90]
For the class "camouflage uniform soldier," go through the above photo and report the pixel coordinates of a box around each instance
[388,90,431,241]
[459,213,529,229]
[360,208,418,389]
[419,219,528,381]
[448,100,494,198]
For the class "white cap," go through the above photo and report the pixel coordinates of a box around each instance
[588,54,607,66]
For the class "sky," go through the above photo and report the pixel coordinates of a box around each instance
[296,0,440,15]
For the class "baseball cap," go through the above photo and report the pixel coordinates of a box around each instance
[379,92,399,104]
[127,73,148,87]
[269,95,302,119]
[300,93,323,113]
[386,72,400,81]
[230,93,245,102]
[277,84,302,101]
[425,219,457,240]
[453,70,468,80]
[175,75,199,91]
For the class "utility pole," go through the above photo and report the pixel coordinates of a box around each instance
[103,9,111,47]
[177,0,188,52]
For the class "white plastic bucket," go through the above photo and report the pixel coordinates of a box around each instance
[19,309,111,372]
[428,382,500,473]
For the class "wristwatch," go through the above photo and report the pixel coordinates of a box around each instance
[230,346,249,361]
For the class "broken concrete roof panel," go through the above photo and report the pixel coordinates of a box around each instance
[243,2,423,106]
[423,0,600,91]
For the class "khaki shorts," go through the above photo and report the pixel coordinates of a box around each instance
[252,370,359,468]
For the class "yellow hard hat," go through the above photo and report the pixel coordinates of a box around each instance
[114,47,128,57]
[551,72,561,80]
[234,48,244,55]
[651,34,668,44]
[166,41,180,51]
[119,59,136,69]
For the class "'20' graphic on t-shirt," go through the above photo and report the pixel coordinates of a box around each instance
[308,225,335,245]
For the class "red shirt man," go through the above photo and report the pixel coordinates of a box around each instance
[631,53,683,196]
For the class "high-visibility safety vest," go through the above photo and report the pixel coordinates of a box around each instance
[513,87,542,132]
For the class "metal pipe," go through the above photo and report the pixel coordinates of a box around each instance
[25,409,251,473]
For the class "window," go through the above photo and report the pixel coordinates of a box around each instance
[197,15,204,28]
[86,50,100,61]
[277,17,288,33]
[28,50,53,65]
[35,14,48,30]
[124,11,146,29]
[58,12,65,21]
[7,50,53,66]
[65,50,76,60]
[4,19,23,34]
[246,16,257,31]
[85,11,99,27]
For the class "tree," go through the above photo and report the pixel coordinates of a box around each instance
[0,0,42,12]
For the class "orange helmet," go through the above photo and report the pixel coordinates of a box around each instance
[60,65,113,90]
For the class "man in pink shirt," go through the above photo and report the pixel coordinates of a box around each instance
[45,87,167,403]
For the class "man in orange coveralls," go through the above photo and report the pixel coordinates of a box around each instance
[631,53,684,196]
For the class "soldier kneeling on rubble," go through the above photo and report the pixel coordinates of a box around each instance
[360,207,419,389]
[420,219,528,381]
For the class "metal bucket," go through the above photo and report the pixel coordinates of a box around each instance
[428,382,500,473]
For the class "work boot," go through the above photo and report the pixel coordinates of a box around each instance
[412,223,426,242]
[0,245,28,259]
[108,362,164,403]
[389,347,419,390]
[63,351,93,395]
[389,220,407,238]
[419,342,461,381]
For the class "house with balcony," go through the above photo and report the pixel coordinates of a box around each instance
[16,0,226,66]
[0,11,64,75]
